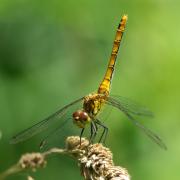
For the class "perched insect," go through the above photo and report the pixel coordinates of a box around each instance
[10,15,167,150]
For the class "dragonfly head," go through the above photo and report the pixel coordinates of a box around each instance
[72,110,91,128]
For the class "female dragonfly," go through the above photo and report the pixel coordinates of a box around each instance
[11,15,167,150]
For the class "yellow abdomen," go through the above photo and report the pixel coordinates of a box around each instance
[98,15,128,96]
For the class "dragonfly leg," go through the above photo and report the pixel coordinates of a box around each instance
[89,121,98,144]
[89,123,93,142]
[79,128,85,146]
[95,119,108,144]
[93,122,98,142]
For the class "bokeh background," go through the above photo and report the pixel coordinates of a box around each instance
[0,0,179,179]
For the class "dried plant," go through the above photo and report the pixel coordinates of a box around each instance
[0,136,130,180]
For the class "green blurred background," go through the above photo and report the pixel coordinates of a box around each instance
[0,0,179,179]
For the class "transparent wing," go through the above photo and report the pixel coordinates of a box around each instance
[106,96,167,150]
[109,95,154,117]
[39,116,91,150]
[10,97,84,144]
[39,117,77,150]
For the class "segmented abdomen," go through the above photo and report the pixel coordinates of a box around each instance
[98,15,128,96]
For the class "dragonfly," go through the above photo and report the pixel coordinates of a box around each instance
[10,15,167,150]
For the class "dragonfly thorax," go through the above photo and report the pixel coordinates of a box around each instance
[83,93,105,117]
[72,110,91,128]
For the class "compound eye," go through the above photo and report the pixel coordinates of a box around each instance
[80,111,89,121]
[72,111,81,120]
[72,110,89,122]
[73,110,90,128]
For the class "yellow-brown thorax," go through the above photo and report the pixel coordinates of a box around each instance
[83,93,106,117]
[73,93,106,128]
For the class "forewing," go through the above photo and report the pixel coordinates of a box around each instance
[106,97,167,150]
[10,97,84,144]
[108,96,154,117]
[39,117,80,150]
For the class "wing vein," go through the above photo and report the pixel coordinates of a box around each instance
[105,97,167,150]
[10,97,84,144]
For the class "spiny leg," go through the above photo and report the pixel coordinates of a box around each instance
[95,119,108,144]
[93,121,98,142]
[79,128,85,146]
[89,121,98,144]
[89,123,94,142]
